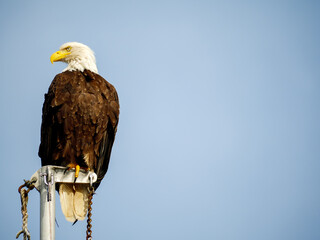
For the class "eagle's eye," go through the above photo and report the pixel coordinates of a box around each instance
[66,47,71,52]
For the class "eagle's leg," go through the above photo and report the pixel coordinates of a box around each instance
[63,164,91,183]
[63,163,81,182]
[73,165,91,183]
[74,165,80,183]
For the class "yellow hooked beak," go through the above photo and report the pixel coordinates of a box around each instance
[50,50,71,64]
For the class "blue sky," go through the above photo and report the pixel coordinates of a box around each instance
[1,1,320,239]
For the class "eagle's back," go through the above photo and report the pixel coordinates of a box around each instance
[39,70,119,189]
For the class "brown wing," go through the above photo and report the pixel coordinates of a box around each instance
[85,70,120,189]
[38,74,63,166]
[39,70,120,190]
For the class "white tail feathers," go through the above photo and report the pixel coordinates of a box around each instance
[59,183,89,222]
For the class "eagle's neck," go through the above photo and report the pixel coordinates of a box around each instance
[63,57,98,74]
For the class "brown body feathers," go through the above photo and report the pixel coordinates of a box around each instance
[39,70,119,189]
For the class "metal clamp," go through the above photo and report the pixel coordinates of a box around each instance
[89,173,94,188]
[40,172,54,202]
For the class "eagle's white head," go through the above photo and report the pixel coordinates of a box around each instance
[50,42,98,74]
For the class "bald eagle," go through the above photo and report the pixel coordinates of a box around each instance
[38,42,120,222]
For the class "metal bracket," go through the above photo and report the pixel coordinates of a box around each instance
[31,165,97,191]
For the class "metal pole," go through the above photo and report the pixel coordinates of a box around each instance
[40,166,55,240]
